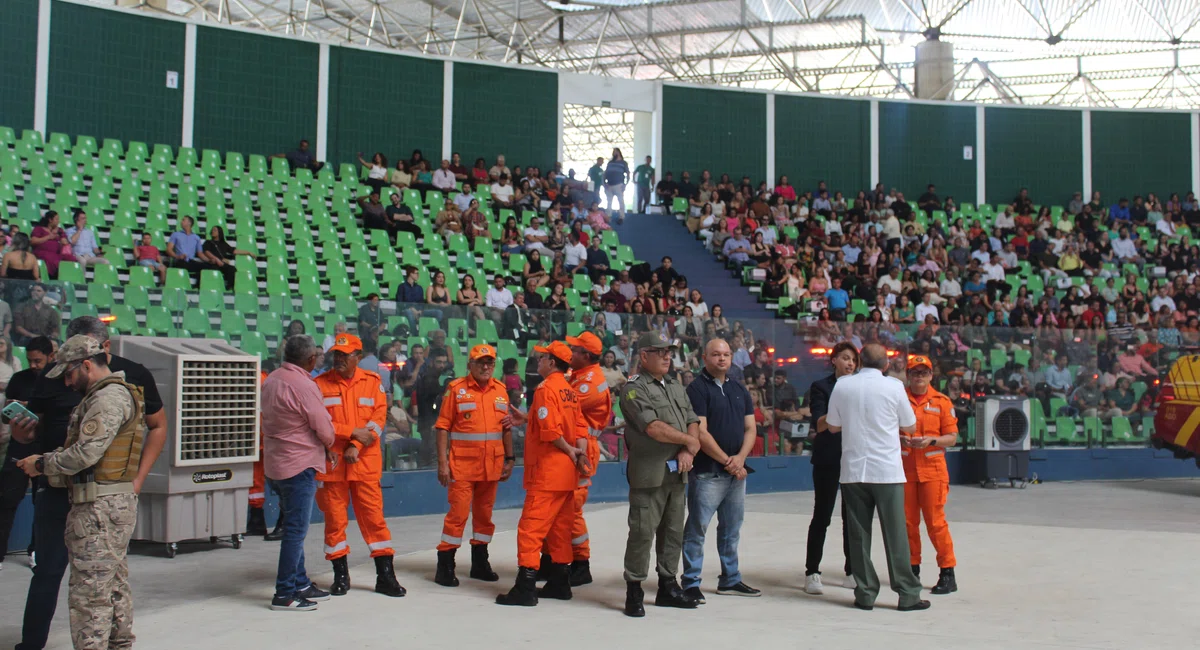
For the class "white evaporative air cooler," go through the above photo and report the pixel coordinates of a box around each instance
[112,336,260,557]
[967,396,1031,488]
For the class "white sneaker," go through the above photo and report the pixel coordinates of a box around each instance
[842,574,857,589]
[804,574,824,595]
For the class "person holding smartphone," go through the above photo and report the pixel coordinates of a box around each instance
[0,336,54,571]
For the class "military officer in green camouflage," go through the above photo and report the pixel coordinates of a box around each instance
[618,331,702,618]
[17,335,145,650]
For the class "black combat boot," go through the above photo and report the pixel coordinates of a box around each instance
[568,559,593,586]
[536,563,573,600]
[264,515,285,541]
[911,564,921,579]
[469,544,499,582]
[246,507,267,536]
[931,567,957,595]
[495,567,539,607]
[624,581,645,618]
[374,556,407,597]
[434,549,460,587]
[329,557,350,596]
[535,553,553,581]
[654,576,699,609]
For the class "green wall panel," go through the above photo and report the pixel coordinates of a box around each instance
[1091,111,1192,203]
[985,107,1082,207]
[451,63,556,170]
[327,48,443,170]
[775,95,869,195]
[879,102,975,205]
[194,27,318,157]
[47,1,184,146]
[662,85,766,183]
[0,0,38,131]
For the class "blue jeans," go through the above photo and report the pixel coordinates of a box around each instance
[681,472,746,590]
[18,482,70,650]
[270,468,317,599]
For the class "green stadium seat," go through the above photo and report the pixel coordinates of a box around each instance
[1082,417,1102,446]
[87,284,114,309]
[122,285,150,310]
[183,308,211,335]
[145,306,174,335]
[222,310,248,335]
[198,290,224,312]
[110,305,137,334]
[58,262,84,285]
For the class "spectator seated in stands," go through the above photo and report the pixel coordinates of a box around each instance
[386,192,420,235]
[489,155,511,182]
[501,291,534,344]
[722,227,754,269]
[522,215,550,254]
[65,209,108,268]
[30,210,76,279]
[166,215,206,276]
[388,160,412,191]
[272,138,323,173]
[485,275,514,320]
[656,171,678,208]
[134,232,167,285]
[432,159,457,195]
[357,151,389,193]
[201,226,254,290]
[358,191,388,232]
[13,283,60,346]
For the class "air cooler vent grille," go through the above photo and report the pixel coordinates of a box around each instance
[993,408,1029,445]
[177,360,259,465]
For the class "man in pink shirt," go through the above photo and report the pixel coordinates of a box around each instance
[1116,346,1157,379]
[262,335,347,612]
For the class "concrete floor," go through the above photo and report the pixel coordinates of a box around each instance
[2,479,1199,649]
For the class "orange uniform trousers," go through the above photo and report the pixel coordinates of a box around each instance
[437,479,499,551]
[903,480,956,569]
[250,459,266,508]
[517,489,576,569]
[316,479,395,560]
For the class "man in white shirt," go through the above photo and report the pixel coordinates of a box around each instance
[938,270,962,300]
[826,344,927,612]
[882,210,901,245]
[522,217,549,253]
[1150,285,1176,313]
[1111,229,1140,263]
[485,276,514,319]
[997,242,1018,269]
[876,268,901,295]
[490,174,515,209]
[755,225,776,246]
[453,182,475,212]
[970,243,992,266]
[432,159,457,193]
[563,232,588,273]
[914,294,939,323]
[66,210,109,267]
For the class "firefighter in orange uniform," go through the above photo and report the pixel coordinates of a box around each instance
[496,341,591,606]
[902,355,959,595]
[314,333,406,598]
[561,332,611,586]
[433,344,515,587]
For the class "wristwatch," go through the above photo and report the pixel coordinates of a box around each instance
[35,457,45,474]
[505,456,516,462]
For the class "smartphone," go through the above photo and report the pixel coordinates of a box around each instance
[1,402,38,425]
[666,459,679,473]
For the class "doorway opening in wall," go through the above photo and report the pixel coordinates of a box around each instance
[562,103,648,217]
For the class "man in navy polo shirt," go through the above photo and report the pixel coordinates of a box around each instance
[680,339,761,603]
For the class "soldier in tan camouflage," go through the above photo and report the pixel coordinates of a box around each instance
[17,335,145,650]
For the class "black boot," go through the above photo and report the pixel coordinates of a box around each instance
[655,576,699,609]
[264,515,285,541]
[470,544,499,582]
[435,549,460,587]
[246,507,267,536]
[330,557,350,596]
[374,556,407,597]
[911,564,921,579]
[568,559,592,587]
[931,567,957,595]
[495,567,539,607]
[536,563,573,600]
[624,581,645,618]
[535,553,553,581]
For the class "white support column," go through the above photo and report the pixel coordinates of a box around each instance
[556,97,564,166]
[869,99,880,187]
[442,61,453,161]
[1191,111,1200,196]
[33,0,51,133]
[181,23,197,148]
[975,104,986,206]
[765,93,776,185]
[316,43,329,162]
[1081,109,1092,200]
[653,82,663,177]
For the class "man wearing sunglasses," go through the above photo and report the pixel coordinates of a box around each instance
[902,355,959,596]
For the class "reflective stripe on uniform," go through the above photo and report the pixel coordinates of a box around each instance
[588,427,603,438]
[925,449,944,457]
[441,533,463,546]
[449,431,503,441]
[472,533,493,543]
[248,492,265,500]
[323,397,342,406]
[496,402,508,411]
[457,402,477,412]
[358,397,374,406]
[571,533,589,545]
[367,540,393,551]
[577,477,589,487]
[324,540,348,555]
[366,421,382,434]
[596,382,609,394]
[316,481,324,488]
[900,450,910,457]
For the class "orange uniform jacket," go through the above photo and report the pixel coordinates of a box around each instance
[314,367,387,482]
[525,372,587,492]
[902,388,957,483]
[435,376,510,482]
[569,363,612,488]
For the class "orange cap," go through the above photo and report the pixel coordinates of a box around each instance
[534,340,573,363]
[565,332,603,356]
[469,344,497,361]
[329,333,363,354]
[907,355,933,370]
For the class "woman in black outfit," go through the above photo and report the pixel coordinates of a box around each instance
[803,341,860,594]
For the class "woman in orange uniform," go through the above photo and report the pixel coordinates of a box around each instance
[902,355,959,595]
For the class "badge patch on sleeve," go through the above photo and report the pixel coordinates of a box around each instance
[537,407,549,420]
[82,420,100,436]
[626,390,637,401]
[579,384,590,394]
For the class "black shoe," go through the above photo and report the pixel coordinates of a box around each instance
[469,544,499,582]
[374,556,407,597]
[716,582,761,597]
[911,564,921,579]
[931,568,957,595]
[296,584,330,602]
[435,549,460,587]
[683,586,706,604]
[246,507,267,536]
[535,553,553,581]
[536,563,573,601]
[624,581,645,618]
[329,557,350,596]
[496,567,539,607]
[264,516,285,542]
[898,600,932,611]
[853,601,874,611]
[568,560,592,587]
[654,577,699,609]
[269,595,317,612]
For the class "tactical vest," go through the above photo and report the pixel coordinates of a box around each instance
[57,374,146,486]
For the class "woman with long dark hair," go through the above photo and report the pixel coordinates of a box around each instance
[603,148,629,224]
